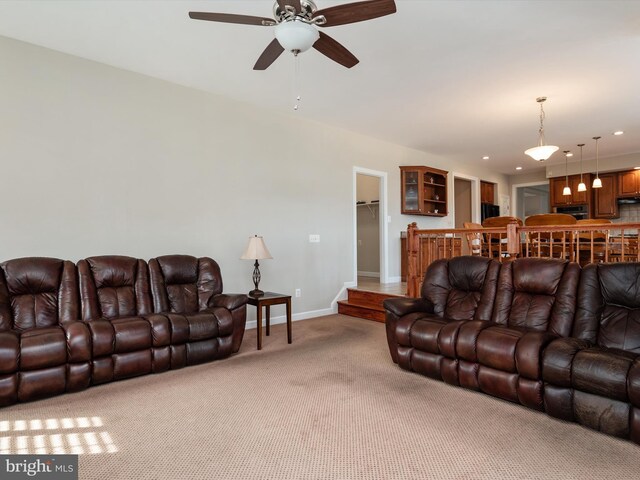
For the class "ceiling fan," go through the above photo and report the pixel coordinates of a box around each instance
[189,0,397,70]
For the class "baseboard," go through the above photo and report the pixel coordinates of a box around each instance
[330,280,357,311]
[245,307,335,330]
[357,271,380,278]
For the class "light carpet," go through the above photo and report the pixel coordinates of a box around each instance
[2,315,639,480]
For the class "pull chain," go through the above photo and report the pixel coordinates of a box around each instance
[293,52,301,111]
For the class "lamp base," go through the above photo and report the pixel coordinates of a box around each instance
[249,288,265,297]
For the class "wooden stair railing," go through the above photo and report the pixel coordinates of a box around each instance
[406,221,640,297]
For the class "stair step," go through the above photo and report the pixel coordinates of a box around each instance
[346,288,404,309]
[338,300,386,323]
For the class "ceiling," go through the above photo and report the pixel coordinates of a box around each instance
[1,0,639,175]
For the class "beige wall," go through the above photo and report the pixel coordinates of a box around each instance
[0,36,510,317]
[356,174,380,203]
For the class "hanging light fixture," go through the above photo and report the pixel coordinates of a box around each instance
[577,143,587,192]
[524,97,559,161]
[592,136,602,188]
[563,150,572,196]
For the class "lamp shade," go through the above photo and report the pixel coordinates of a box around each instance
[592,177,603,189]
[524,145,559,162]
[275,20,319,53]
[577,182,587,192]
[562,186,572,196]
[240,235,273,260]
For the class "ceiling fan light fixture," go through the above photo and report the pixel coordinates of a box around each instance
[275,19,319,53]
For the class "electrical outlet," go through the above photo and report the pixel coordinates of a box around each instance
[295,288,301,298]
[309,234,320,243]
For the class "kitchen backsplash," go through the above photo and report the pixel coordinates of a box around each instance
[614,203,640,223]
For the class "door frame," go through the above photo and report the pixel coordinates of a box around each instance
[353,167,389,284]
[511,180,549,220]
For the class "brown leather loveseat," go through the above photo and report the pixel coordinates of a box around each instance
[0,254,247,407]
[384,255,640,445]
[384,256,580,411]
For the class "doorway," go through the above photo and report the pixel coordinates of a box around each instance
[512,182,550,221]
[353,167,389,286]
[453,175,480,255]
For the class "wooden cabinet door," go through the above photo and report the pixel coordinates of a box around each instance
[618,170,640,197]
[400,168,422,213]
[593,173,619,218]
[570,175,590,204]
[550,177,570,206]
[480,181,495,204]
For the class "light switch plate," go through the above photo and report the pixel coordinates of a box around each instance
[309,234,320,243]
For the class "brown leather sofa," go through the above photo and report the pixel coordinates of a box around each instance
[385,256,640,445]
[543,262,640,443]
[384,256,580,411]
[0,255,247,407]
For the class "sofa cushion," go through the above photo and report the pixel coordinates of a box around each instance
[149,256,224,314]
[572,347,637,402]
[574,263,640,351]
[0,331,19,374]
[20,327,67,370]
[420,256,500,322]
[491,259,580,336]
[79,256,152,320]
[0,258,79,331]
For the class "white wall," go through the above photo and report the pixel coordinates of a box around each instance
[0,36,509,317]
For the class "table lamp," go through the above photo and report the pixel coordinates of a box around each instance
[240,235,273,297]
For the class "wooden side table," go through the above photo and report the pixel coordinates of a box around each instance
[246,292,292,350]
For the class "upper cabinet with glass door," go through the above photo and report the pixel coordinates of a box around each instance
[400,166,448,216]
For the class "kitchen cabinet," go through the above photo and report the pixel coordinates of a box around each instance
[550,174,591,207]
[618,170,640,197]
[593,173,619,218]
[480,181,496,204]
[400,166,448,216]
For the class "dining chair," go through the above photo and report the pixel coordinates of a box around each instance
[462,222,485,256]
[576,219,613,264]
[524,213,577,260]
[481,216,523,258]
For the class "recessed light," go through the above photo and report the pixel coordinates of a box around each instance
[482,156,490,160]
[566,152,574,157]
[613,131,624,136]
[516,166,523,170]
[634,167,640,170]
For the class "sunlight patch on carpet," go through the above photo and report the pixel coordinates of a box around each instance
[0,417,117,455]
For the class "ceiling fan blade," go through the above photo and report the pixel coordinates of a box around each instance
[189,12,276,26]
[277,0,303,13]
[254,39,286,70]
[314,0,396,27]
[313,32,359,68]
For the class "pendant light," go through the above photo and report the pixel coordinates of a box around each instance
[524,97,559,161]
[592,136,602,188]
[577,143,587,192]
[563,150,572,196]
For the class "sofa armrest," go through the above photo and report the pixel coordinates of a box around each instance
[211,293,248,311]
[61,321,92,363]
[542,337,592,387]
[383,297,434,317]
